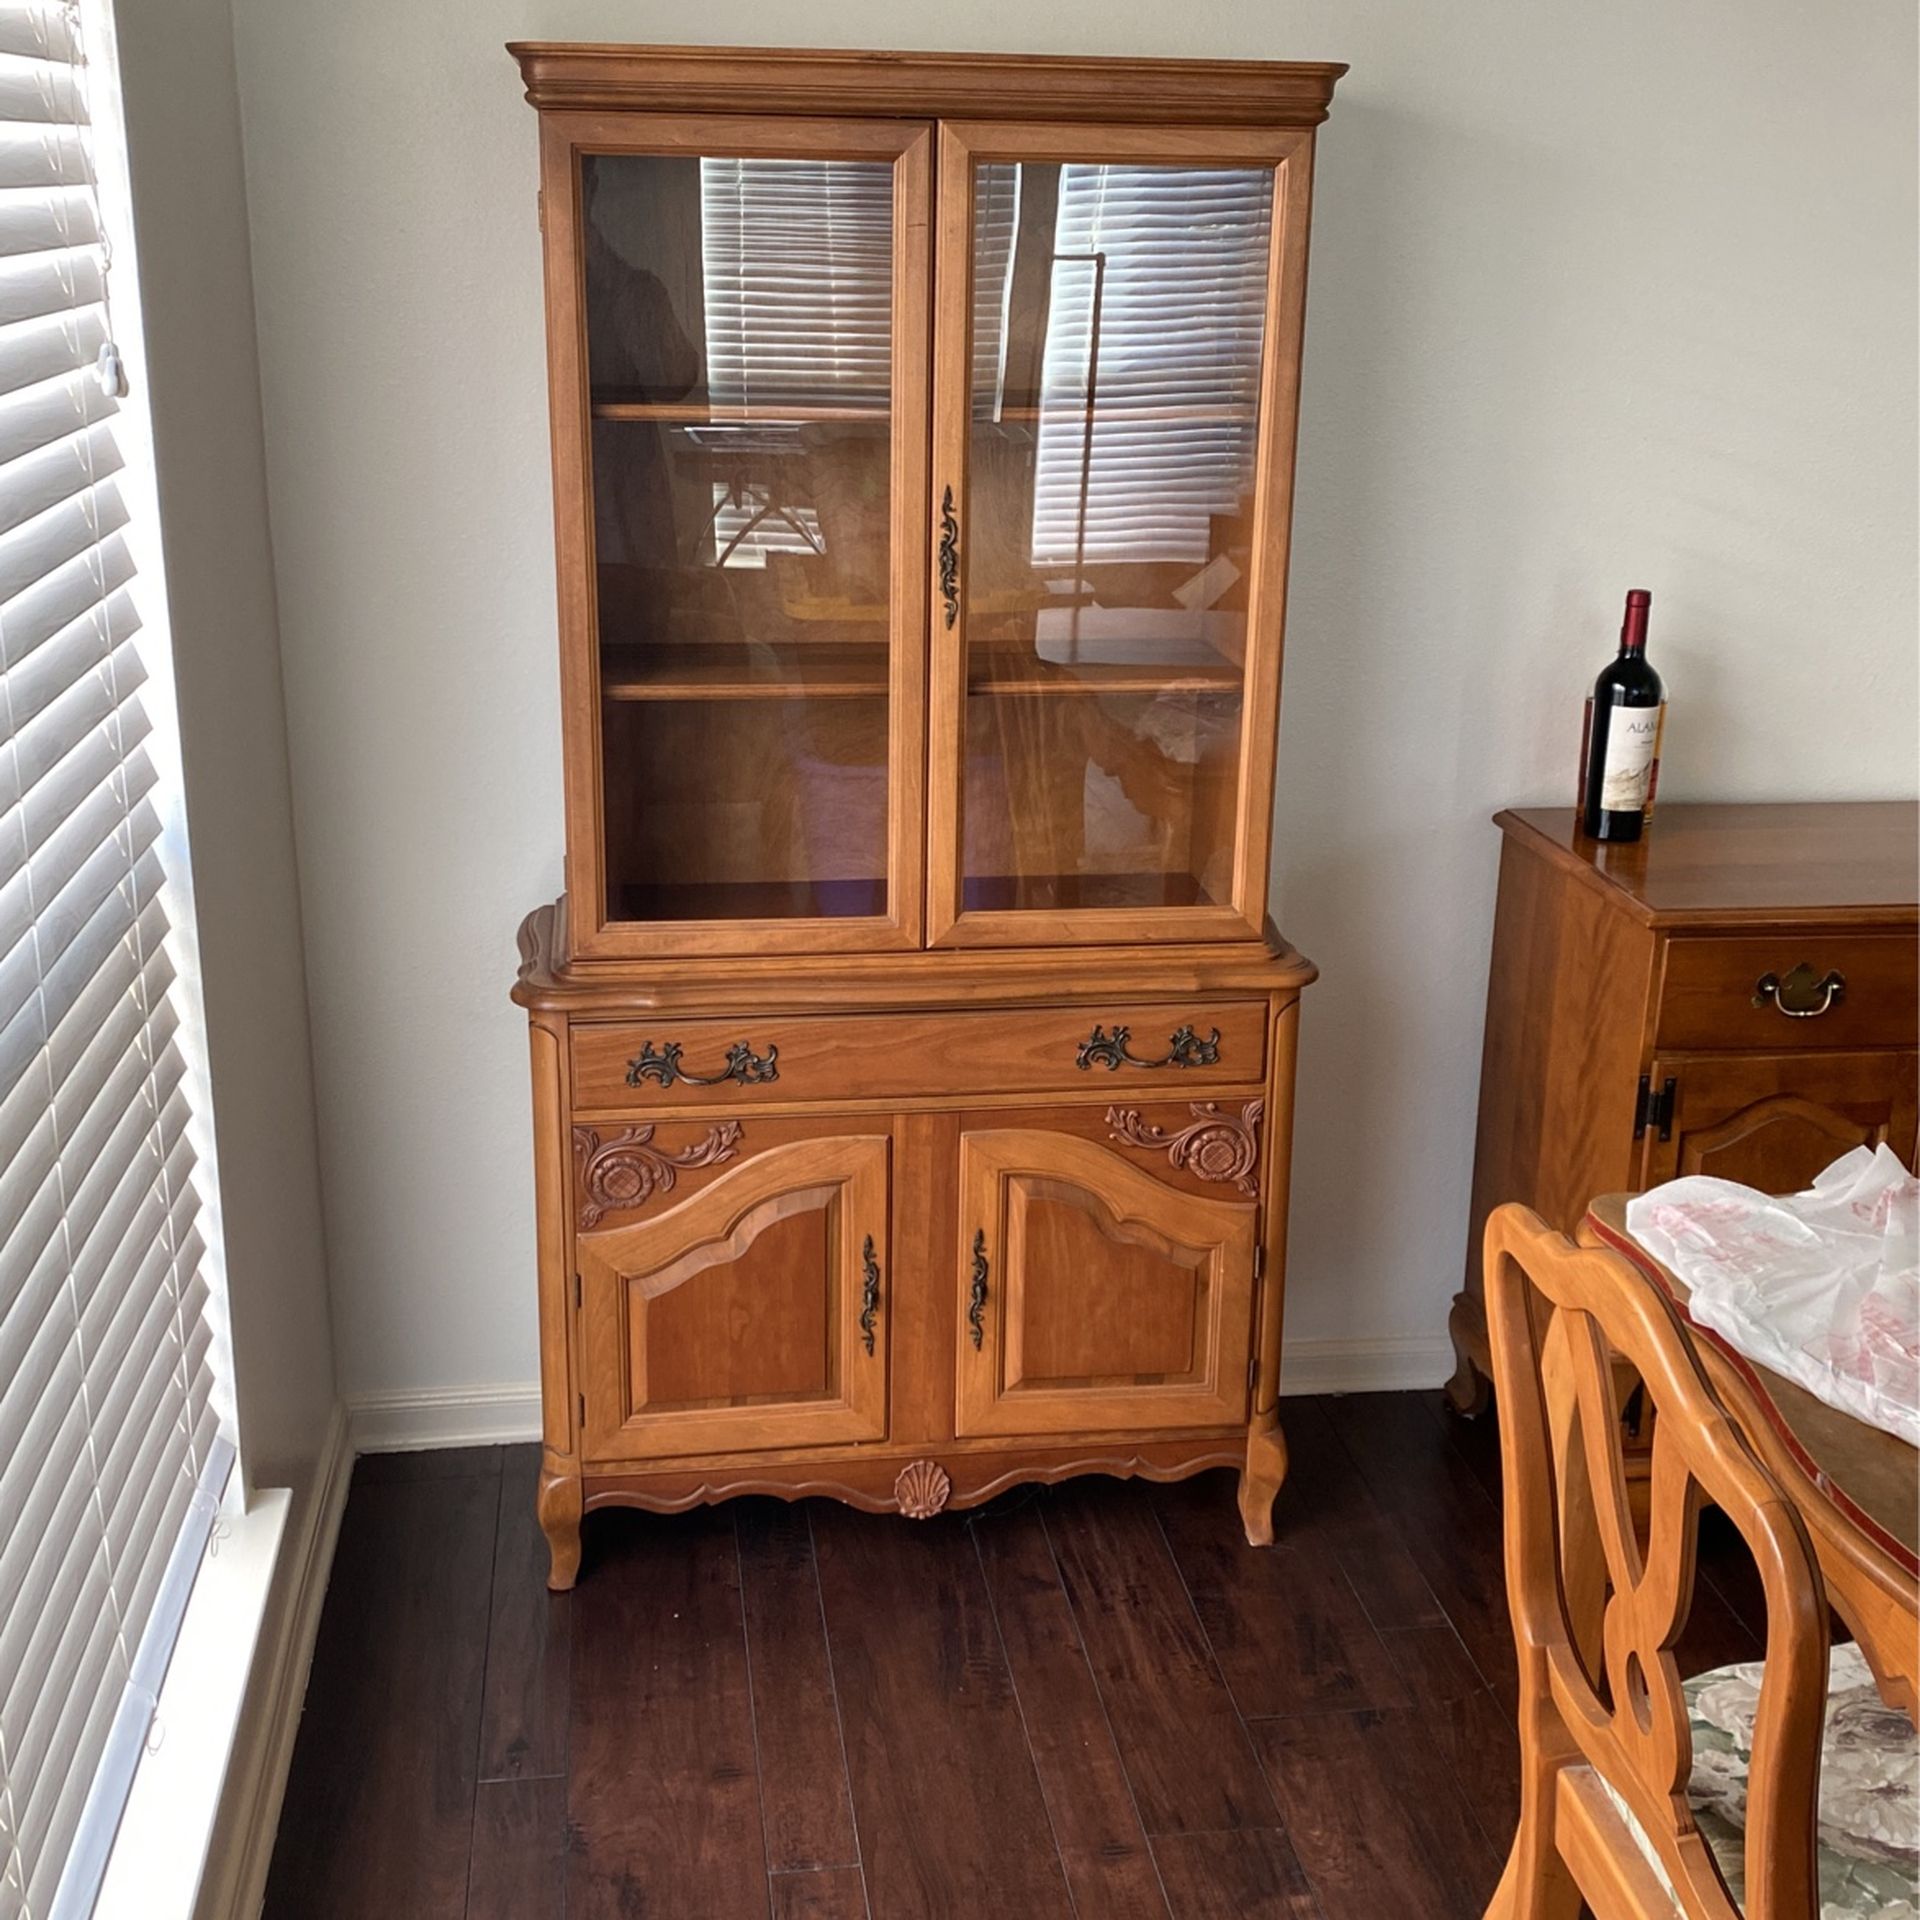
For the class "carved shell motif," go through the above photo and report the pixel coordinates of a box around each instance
[573,1121,743,1229]
[1105,1100,1263,1198]
[893,1459,952,1520]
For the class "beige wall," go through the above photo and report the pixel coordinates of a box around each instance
[225,0,1918,1403]
[114,0,336,1481]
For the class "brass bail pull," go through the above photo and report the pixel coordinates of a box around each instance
[1751,963,1846,1018]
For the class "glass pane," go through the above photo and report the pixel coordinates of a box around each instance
[960,160,1273,915]
[582,153,894,924]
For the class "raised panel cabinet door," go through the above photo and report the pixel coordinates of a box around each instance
[1640,1051,1920,1189]
[535,110,932,958]
[577,1132,890,1461]
[954,1124,1256,1437]
[926,120,1316,948]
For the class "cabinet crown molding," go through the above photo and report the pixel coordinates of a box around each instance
[506,41,1349,126]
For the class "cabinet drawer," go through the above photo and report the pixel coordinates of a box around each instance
[1656,935,1917,1051]
[570,1001,1269,1109]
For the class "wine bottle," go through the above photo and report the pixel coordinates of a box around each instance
[1577,589,1665,842]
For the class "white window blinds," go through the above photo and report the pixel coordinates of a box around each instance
[698,156,892,410]
[1030,165,1273,568]
[0,6,227,1918]
[694,157,893,568]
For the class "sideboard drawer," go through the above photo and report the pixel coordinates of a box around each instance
[1656,935,1917,1051]
[570,1001,1269,1109]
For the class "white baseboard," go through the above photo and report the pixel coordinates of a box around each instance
[340,1338,1455,1456]
[198,1401,353,1920]
[1279,1334,1457,1396]
[347,1381,543,1452]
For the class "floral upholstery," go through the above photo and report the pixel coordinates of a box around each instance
[1593,1642,1918,1917]
[1685,1643,1917,1919]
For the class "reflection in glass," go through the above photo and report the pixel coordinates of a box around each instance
[582,153,894,923]
[961,162,1273,915]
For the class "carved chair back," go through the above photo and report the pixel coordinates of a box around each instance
[1482,1203,1829,1920]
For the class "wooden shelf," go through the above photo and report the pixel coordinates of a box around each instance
[598,635,1242,702]
[966,633,1244,698]
[987,401,1259,428]
[601,641,889,702]
[609,875,888,922]
[591,396,888,425]
[961,869,1215,913]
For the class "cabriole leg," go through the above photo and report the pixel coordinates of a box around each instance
[1238,1410,1289,1546]
[537,1456,583,1592]
[1446,1294,1493,1417]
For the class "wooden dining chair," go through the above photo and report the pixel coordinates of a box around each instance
[1481,1202,1918,1920]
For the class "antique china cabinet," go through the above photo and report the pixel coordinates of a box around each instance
[508,42,1345,1586]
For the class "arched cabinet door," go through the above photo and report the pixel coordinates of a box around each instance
[955,1123,1257,1439]
[577,1132,890,1463]
[1640,1051,1918,1189]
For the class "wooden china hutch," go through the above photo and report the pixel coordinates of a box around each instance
[508,42,1345,1587]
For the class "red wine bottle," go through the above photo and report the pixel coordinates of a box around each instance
[1577,589,1665,842]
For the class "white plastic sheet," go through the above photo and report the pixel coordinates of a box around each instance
[1625,1145,1920,1446]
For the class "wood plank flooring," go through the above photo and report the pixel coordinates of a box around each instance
[263,1392,1766,1919]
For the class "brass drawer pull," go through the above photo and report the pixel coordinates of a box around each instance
[625,1039,780,1089]
[938,485,960,629]
[860,1235,881,1356]
[1752,963,1846,1019]
[1076,1022,1222,1072]
[967,1229,988,1350]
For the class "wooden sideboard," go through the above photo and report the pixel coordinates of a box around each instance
[1448,801,1919,1416]
[508,43,1346,1584]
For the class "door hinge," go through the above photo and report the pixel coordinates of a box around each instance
[536,187,545,233]
[577,1392,586,1429]
[573,1271,581,1311]
[1252,1243,1266,1284]
[1633,1074,1677,1142]
[1248,1355,1259,1392]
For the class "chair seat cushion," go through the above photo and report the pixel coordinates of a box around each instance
[1686,1642,1918,1919]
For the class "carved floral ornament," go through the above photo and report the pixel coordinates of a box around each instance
[1105,1100,1263,1197]
[573,1120,743,1228]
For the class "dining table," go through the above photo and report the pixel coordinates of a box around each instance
[1583,1192,1920,1717]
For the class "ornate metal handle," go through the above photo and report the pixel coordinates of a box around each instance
[860,1235,881,1356]
[1752,963,1846,1019]
[937,485,959,630]
[966,1229,988,1351]
[625,1039,780,1089]
[1075,1023,1222,1072]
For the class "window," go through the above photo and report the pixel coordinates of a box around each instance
[0,4,230,1916]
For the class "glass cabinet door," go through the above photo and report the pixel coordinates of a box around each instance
[927,124,1312,946]
[544,117,929,956]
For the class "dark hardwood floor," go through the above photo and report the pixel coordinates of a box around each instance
[263,1392,1766,1919]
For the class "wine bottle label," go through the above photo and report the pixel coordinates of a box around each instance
[1599,703,1665,811]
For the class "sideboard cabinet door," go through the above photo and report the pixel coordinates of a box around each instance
[577,1132,891,1462]
[954,1122,1256,1438]
[1639,1050,1919,1189]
